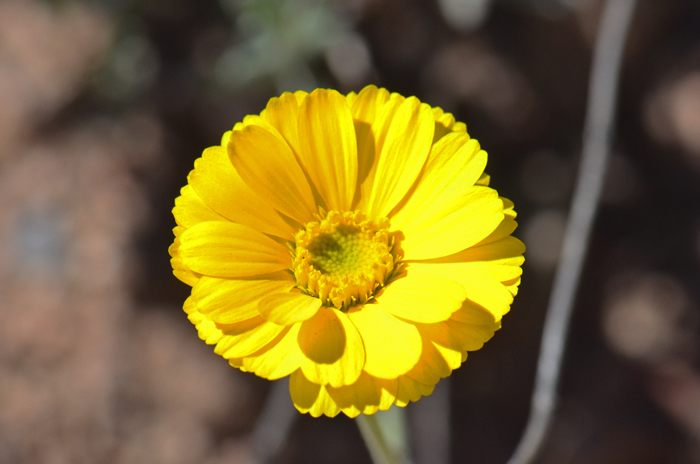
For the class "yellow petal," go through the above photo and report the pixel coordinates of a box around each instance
[351,86,391,202]
[192,273,294,324]
[448,276,515,321]
[172,265,200,286]
[391,134,485,232]
[362,377,398,415]
[503,276,521,296]
[436,343,462,369]
[361,96,435,219]
[448,301,501,350]
[403,337,452,387]
[188,146,294,239]
[431,235,525,264]
[474,198,519,247]
[358,94,435,218]
[450,300,498,325]
[242,324,301,380]
[350,85,392,124]
[262,92,303,155]
[179,221,291,278]
[394,375,435,407]
[476,172,490,186]
[214,316,285,358]
[431,106,462,143]
[453,122,467,132]
[409,262,513,321]
[400,187,504,261]
[502,197,516,217]
[221,130,232,146]
[345,90,358,107]
[415,321,465,370]
[297,89,358,211]
[377,274,466,323]
[398,314,481,389]
[229,124,317,225]
[173,185,227,228]
[169,229,201,287]
[184,297,224,345]
[449,260,523,283]
[290,370,341,417]
[347,303,422,379]
[415,236,525,282]
[297,307,365,388]
[257,99,329,209]
[327,372,397,417]
[229,358,243,369]
[259,291,322,325]
[237,113,286,135]
[445,317,498,352]
[293,90,308,105]
[357,93,403,199]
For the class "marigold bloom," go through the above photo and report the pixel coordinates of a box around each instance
[170,85,524,417]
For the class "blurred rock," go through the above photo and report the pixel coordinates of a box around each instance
[0,115,254,463]
[649,362,700,446]
[325,32,373,90]
[645,69,700,169]
[0,0,111,156]
[0,125,143,462]
[668,72,700,157]
[204,438,255,464]
[424,40,541,137]
[602,272,695,364]
[121,309,254,432]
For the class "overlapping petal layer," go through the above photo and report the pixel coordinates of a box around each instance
[170,85,524,418]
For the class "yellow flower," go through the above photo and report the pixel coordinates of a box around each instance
[170,85,524,418]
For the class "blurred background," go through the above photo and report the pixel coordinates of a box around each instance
[1,0,700,463]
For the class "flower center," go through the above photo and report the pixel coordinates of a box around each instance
[292,210,399,310]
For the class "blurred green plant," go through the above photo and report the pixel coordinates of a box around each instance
[91,31,159,103]
[215,0,354,92]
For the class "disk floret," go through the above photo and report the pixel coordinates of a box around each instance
[292,210,398,310]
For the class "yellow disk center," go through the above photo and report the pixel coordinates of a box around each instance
[292,211,398,310]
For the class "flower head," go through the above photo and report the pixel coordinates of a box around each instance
[170,85,524,417]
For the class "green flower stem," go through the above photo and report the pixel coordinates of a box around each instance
[356,408,413,464]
